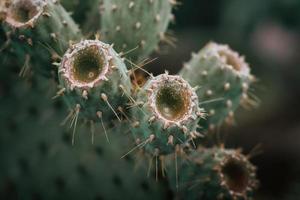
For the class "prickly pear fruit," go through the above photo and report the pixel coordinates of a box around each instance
[130,72,204,155]
[180,42,254,131]
[58,39,132,124]
[167,147,258,200]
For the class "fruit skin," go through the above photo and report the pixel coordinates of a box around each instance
[58,40,132,123]
[166,147,258,200]
[2,0,81,77]
[180,42,254,131]
[101,0,174,62]
[130,73,204,156]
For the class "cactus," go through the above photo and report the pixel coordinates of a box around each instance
[0,75,168,200]
[166,147,258,200]
[1,0,81,77]
[59,0,99,33]
[130,73,205,155]
[101,0,175,62]
[180,42,255,131]
[58,39,132,124]
[0,1,261,200]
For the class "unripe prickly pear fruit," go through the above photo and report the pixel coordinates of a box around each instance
[130,72,205,155]
[1,0,81,77]
[58,40,132,124]
[180,42,254,131]
[101,0,175,62]
[167,147,258,200]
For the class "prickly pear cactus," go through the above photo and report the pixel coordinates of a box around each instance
[101,0,175,62]
[0,74,168,200]
[166,147,258,200]
[180,42,255,131]
[130,73,205,155]
[1,0,81,77]
[0,1,261,200]
[58,39,132,124]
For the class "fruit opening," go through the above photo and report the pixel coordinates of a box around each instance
[155,83,190,121]
[221,158,250,193]
[71,46,105,84]
[6,0,41,25]
[218,50,241,71]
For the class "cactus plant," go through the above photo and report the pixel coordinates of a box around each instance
[1,0,81,77]
[0,1,261,200]
[130,73,205,156]
[180,42,255,131]
[166,147,258,200]
[0,74,169,200]
[58,39,132,126]
[100,0,175,62]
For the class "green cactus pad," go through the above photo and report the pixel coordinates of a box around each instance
[0,73,168,200]
[180,42,254,131]
[101,0,174,62]
[130,73,204,155]
[58,39,132,123]
[167,147,258,200]
[2,0,81,77]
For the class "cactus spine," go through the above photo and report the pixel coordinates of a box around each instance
[101,0,175,62]
[180,42,254,131]
[130,73,205,155]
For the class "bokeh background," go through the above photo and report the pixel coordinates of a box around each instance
[147,0,300,199]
